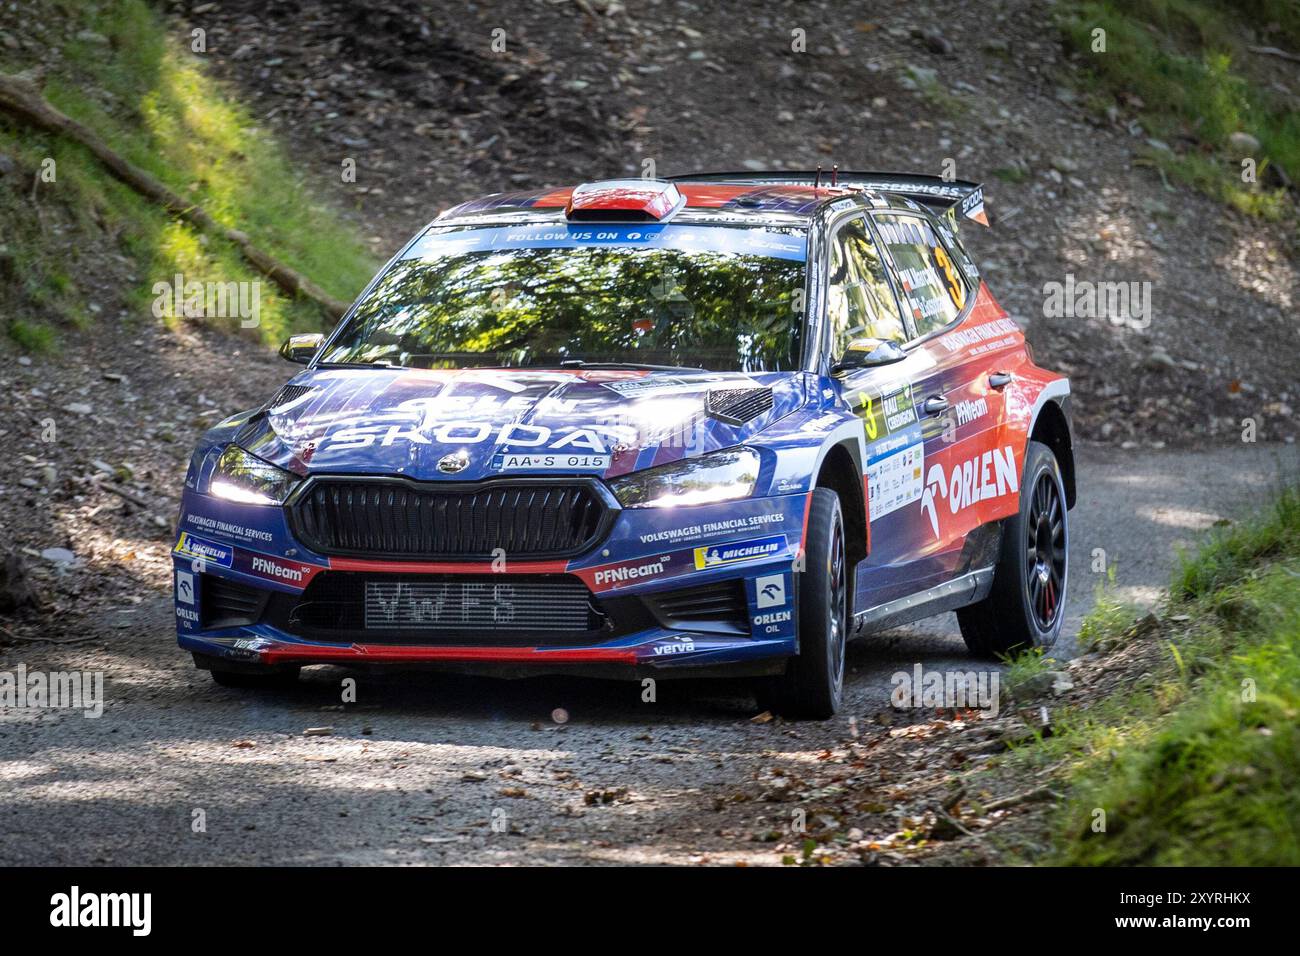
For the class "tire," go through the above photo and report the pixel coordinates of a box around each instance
[957,440,1068,658]
[194,653,300,689]
[756,487,848,719]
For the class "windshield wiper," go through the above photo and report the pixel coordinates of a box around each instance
[315,358,707,373]
[554,360,706,372]
[314,360,403,370]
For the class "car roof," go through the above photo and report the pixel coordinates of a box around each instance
[439,182,853,221]
[433,171,985,232]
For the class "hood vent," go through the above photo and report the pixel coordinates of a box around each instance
[705,387,773,426]
[265,383,315,411]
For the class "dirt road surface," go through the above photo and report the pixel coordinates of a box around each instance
[2,443,1295,865]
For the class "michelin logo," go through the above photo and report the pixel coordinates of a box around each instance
[693,535,785,570]
[174,533,233,568]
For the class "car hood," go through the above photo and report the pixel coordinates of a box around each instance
[237,366,806,481]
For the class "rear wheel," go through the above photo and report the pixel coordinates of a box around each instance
[957,440,1068,658]
[757,487,847,719]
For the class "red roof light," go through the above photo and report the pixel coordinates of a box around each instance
[565,179,684,222]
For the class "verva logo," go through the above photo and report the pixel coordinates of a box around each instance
[920,445,1019,538]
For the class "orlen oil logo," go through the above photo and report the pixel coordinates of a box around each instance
[920,446,1019,538]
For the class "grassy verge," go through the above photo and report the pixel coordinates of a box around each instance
[1059,0,1300,220]
[1027,486,1300,865]
[0,0,376,351]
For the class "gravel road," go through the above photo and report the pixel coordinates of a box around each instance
[1,442,1296,865]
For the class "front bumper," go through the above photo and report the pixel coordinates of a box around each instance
[173,487,809,676]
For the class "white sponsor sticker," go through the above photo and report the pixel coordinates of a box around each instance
[866,429,925,521]
[176,570,195,605]
[494,453,611,472]
[755,573,787,609]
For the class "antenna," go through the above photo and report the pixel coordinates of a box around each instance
[832,164,839,186]
[814,164,822,189]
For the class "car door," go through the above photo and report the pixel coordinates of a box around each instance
[870,210,1012,589]
[823,214,938,612]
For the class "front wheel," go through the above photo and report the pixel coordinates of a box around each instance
[957,440,1068,658]
[756,487,848,719]
[194,653,301,689]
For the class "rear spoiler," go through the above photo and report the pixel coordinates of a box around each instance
[667,170,988,226]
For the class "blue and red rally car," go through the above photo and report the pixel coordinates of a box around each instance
[173,172,1074,718]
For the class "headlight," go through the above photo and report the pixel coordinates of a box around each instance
[209,444,300,505]
[608,448,760,508]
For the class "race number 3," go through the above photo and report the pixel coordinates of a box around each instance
[932,244,965,310]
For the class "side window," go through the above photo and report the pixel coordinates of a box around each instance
[826,217,908,358]
[873,213,968,338]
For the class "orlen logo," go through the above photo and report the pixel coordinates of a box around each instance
[920,445,1019,538]
[250,555,305,583]
[592,558,667,587]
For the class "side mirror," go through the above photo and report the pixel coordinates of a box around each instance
[280,333,324,364]
[831,337,907,374]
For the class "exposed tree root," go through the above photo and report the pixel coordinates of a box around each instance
[0,70,352,321]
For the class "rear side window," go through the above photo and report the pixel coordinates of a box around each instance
[826,216,908,357]
[873,213,968,338]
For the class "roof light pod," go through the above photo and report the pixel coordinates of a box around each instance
[565,179,685,223]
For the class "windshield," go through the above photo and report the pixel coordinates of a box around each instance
[318,223,808,372]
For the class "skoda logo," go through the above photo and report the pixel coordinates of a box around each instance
[437,449,470,474]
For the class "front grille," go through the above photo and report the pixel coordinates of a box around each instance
[644,579,750,636]
[289,478,609,559]
[363,578,591,631]
[272,571,604,644]
[200,575,268,628]
[706,387,773,425]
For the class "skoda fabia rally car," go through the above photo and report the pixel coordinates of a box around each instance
[174,171,1074,718]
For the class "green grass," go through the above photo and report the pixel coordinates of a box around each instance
[1077,565,1144,652]
[1001,646,1056,699]
[902,65,967,118]
[0,0,375,350]
[1045,486,1300,865]
[1174,487,1300,599]
[7,316,58,352]
[991,166,1031,185]
[1060,0,1300,219]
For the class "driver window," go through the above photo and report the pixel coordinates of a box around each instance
[827,217,907,361]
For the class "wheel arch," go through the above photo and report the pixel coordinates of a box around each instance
[1029,397,1075,509]
[813,440,868,567]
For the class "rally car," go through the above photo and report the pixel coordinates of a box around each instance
[173,171,1074,718]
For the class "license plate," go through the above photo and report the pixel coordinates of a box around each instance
[362,579,589,631]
